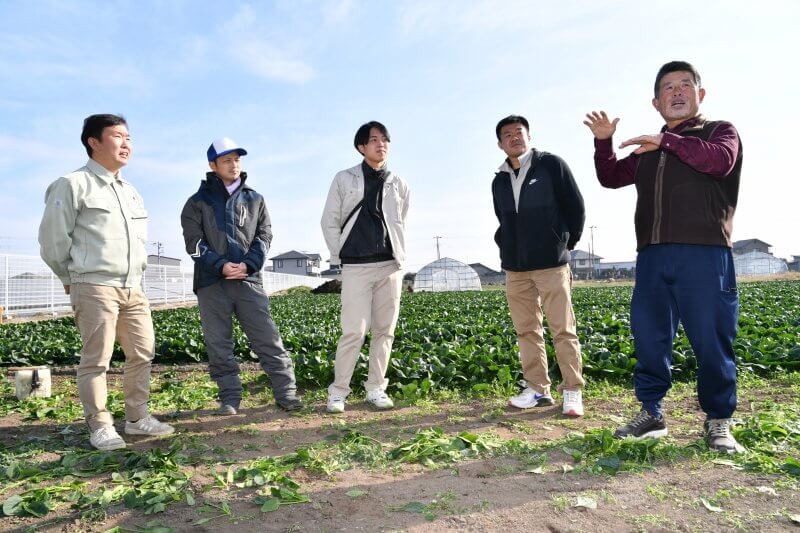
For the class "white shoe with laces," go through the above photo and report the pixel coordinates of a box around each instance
[326,395,346,413]
[125,415,175,436]
[90,426,127,450]
[366,389,394,410]
[562,389,584,417]
[509,387,555,409]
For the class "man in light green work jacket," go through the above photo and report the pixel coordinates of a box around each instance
[38,114,174,450]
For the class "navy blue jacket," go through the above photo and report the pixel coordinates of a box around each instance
[492,150,585,272]
[180,172,272,292]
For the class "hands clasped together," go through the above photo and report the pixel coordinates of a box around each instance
[222,262,249,280]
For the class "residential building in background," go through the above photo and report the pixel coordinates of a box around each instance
[320,264,342,281]
[270,250,322,276]
[570,250,602,279]
[469,263,506,285]
[147,255,181,267]
[597,261,637,278]
[733,239,771,255]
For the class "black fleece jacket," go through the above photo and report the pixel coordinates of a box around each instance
[492,149,585,271]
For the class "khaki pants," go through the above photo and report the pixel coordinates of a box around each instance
[328,263,403,397]
[70,283,154,430]
[505,264,584,395]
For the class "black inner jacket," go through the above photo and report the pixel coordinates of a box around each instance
[339,161,395,264]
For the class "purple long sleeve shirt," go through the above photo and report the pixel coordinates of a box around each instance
[594,115,741,188]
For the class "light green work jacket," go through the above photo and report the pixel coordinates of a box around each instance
[38,159,148,288]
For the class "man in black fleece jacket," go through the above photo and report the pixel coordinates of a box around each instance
[492,115,586,417]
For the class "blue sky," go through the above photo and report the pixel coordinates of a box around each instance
[1,0,798,271]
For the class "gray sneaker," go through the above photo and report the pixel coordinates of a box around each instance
[89,426,127,451]
[705,418,745,454]
[277,396,304,412]
[125,415,175,436]
[216,404,238,416]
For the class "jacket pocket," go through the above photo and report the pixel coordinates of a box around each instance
[130,207,148,242]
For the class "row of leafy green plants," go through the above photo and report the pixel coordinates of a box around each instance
[3,399,799,521]
[1,281,798,395]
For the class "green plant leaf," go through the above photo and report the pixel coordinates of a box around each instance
[699,498,722,513]
[260,497,280,512]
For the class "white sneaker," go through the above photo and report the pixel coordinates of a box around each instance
[326,395,346,414]
[562,389,584,417]
[90,426,127,451]
[125,415,175,436]
[509,387,555,409]
[366,389,394,410]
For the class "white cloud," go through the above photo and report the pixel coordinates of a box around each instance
[230,39,315,83]
[0,33,153,93]
[321,0,355,25]
[398,0,603,35]
[222,4,315,84]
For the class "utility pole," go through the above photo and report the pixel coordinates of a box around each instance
[149,241,163,265]
[589,226,597,280]
[433,236,442,260]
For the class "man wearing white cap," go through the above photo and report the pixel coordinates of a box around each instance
[180,137,302,414]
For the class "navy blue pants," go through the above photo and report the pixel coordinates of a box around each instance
[631,244,738,419]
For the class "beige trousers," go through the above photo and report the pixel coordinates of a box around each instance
[70,283,154,430]
[328,263,403,397]
[505,264,584,395]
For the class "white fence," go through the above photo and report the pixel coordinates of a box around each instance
[0,254,327,318]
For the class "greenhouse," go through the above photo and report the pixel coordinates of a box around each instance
[733,251,788,276]
[413,257,482,292]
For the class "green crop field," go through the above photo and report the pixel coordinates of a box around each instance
[1,281,800,530]
[1,281,798,393]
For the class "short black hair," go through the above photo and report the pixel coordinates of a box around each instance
[354,121,390,153]
[654,61,701,97]
[81,114,128,157]
[495,115,529,140]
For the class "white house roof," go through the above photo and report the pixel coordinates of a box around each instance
[570,250,603,261]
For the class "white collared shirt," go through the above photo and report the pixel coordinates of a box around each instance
[498,149,534,212]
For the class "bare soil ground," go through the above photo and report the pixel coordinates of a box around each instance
[1,370,799,533]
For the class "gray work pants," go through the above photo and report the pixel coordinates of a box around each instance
[197,280,297,407]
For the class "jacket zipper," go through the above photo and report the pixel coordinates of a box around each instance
[238,204,246,227]
[650,152,667,244]
[382,181,395,257]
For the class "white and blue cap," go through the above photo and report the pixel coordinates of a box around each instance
[207,137,248,162]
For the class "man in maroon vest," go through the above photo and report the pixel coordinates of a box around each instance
[584,61,744,453]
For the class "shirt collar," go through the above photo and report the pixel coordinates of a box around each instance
[362,160,388,179]
[662,114,706,134]
[225,178,242,194]
[498,148,534,174]
[86,158,120,184]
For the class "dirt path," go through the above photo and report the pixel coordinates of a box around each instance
[1,373,798,532]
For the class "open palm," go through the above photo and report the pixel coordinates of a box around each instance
[584,111,619,140]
